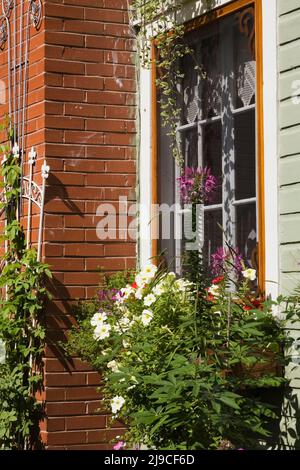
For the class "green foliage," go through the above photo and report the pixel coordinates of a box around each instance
[0,122,51,449]
[66,265,291,450]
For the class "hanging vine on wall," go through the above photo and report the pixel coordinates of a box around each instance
[0,119,51,450]
[131,0,191,166]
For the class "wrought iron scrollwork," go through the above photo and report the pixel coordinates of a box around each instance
[29,0,42,29]
[237,7,255,59]
[1,0,13,18]
[0,17,7,49]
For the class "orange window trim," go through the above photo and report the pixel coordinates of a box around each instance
[151,0,265,291]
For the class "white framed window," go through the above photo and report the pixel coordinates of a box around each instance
[140,0,279,296]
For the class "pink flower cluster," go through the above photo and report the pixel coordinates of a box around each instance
[211,247,243,277]
[177,167,217,204]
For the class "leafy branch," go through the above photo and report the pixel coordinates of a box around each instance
[0,120,51,450]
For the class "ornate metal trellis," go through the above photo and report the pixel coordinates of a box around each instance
[0,0,49,260]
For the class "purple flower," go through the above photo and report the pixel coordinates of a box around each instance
[97,288,119,302]
[211,247,227,276]
[177,166,217,204]
[113,441,125,450]
[211,247,244,277]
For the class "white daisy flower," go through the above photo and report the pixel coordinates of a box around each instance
[208,285,220,298]
[174,278,193,292]
[135,273,147,288]
[107,360,120,372]
[111,396,125,414]
[119,316,131,332]
[168,272,176,278]
[91,311,108,327]
[152,282,165,296]
[141,309,153,326]
[140,264,158,279]
[242,268,256,281]
[135,287,144,300]
[144,293,156,307]
[93,323,111,340]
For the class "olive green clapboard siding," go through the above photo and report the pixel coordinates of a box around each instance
[278,0,300,450]
[279,2,300,293]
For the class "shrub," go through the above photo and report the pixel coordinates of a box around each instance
[66,265,289,450]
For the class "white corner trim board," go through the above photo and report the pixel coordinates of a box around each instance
[262,0,279,297]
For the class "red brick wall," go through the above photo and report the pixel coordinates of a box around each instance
[41,0,137,449]
[1,0,136,450]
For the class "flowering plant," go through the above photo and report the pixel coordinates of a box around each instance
[177,166,217,204]
[64,258,295,451]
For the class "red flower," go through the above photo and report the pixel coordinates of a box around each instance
[131,282,138,289]
[212,276,224,285]
[204,288,215,302]
[251,298,263,309]
[243,306,252,311]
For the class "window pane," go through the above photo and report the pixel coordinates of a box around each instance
[200,34,222,119]
[182,128,198,168]
[182,50,199,125]
[234,6,256,109]
[202,121,222,205]
[236,203,257,266]
[203,210,223,267]
[234,109,256,200]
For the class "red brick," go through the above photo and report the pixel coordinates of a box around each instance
[45,86,85,102]
[64,272,101,286]
[46,402,86,417]
[64,20,104,35]
[86,258,126,271]
[86,401,106,414]
[86,90,126,105]
[64,130,104,145]
[104,77,135,92]
[45,59,85,75]
[85,8,124,23]
[45,373,86,387]
[44,244,64,257]
[63,75,103,90]
[86,35,126,50]
[85,145,125,159]
[46,4,84,19]
[86,62,126,77]
[46,116,85,130]
[104,243,136,257]
[65,415,106,431]
[46,258,85,271]
[46,229,85,242]
[87,428,124,444]
[105,160,136,173]
[86,372,101,385]
[66,386,101,400]
[103,23,132,38]
[65,103,104,118]
[50,172,85,186]
[86,119,125,133]
[47,418,65,432]
[64,159,105,173]
[47,431,86,446]
[64,243,104,257]
[45,31,84,47]
[45,199,85,213]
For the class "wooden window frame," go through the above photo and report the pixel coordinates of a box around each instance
[151,0,265,291]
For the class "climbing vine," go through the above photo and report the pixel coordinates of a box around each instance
[131,0,191,165]
[0,120,51,450]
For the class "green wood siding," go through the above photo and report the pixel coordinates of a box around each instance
[278,0,300,449]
